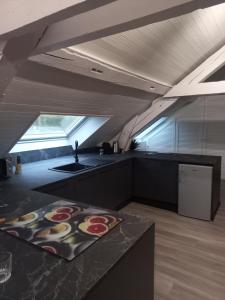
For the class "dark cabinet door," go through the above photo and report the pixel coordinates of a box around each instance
[36,178,76,200]
[98,160,133,209]
[116,160,133,204]
[134,158,178,204]
[74,172,103,207]
[75,160,133,210]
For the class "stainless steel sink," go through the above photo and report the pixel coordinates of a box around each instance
[50,163,92,173]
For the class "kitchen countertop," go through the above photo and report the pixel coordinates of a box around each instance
[137,151,221,166]
[0,188,153,300]
[2,154,126,190]
[0,150,221,299]
[1,151,221,191]
[0,153,154,300]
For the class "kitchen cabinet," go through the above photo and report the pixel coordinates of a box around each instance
[74,171,103,207]
[75,160,132,209]
[100,160,132,209]
[36,160,133,210]
[35,177,76,200]
[35,154,220,219]
[133,158,178,205]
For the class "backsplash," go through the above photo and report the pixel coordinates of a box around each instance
[10,146,74,164]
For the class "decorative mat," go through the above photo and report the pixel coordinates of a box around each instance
[0,200,122,261]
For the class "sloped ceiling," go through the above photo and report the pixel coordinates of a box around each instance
[72,3,225,86]
[2,2,225,157]
[0,71,156,156]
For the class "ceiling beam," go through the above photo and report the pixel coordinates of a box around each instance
[179,45,225,85]
[131,98,177,137]
[0,0,116,100]
[118,115,139,151]
[0,41,7,53]
[0,0,115,40]
[34,0,224,54]
[0,29,46,100]
[30,51,170,95]
[164,44,225,98]
[14,61,157,100]
[164,81,225,98]
[118,97,177,150]
[119,18,225,149]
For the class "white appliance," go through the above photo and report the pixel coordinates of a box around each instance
[178,164,213,221]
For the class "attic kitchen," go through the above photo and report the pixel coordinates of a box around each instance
[1,1,225,300]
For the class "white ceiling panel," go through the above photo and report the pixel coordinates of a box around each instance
[72,3,225,86]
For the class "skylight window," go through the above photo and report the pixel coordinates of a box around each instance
[135,117,167,141]
[21,114,85,141]
[10,114,110,153]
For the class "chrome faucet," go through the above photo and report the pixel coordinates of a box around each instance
[74,140,79,163]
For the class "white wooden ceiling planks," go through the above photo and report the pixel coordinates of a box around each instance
[73,3,225,86]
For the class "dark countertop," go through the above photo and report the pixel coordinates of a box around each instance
[2,154,127,190]
[0,153,153,300]
[1,151,221,191]
[0,150,221,299]
[0,188,152,300]
[137,151,221,166]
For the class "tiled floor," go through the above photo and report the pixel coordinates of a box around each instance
[122,182,225,300]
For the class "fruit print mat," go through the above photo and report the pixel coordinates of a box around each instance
[0,200,123,261]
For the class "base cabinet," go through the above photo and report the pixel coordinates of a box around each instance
[36,155,219,218]
[134,158,178,204]
[75,160,132,209]
[36,160,132,210]
[85,224,155,300]
[35,177,76,200]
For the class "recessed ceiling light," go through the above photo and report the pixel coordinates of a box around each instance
[91,68,103,74]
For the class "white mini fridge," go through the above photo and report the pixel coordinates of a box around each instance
[178,164,212,221]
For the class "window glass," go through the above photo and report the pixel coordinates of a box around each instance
[135,117,167,141]
[21,114,85,140]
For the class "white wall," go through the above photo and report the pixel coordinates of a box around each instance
[137,95,225,178]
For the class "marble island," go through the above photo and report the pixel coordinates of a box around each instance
[0,150,221,299]
[0,160,155,300]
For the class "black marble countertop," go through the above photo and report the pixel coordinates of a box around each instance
[0,187,153,300]
[0,150,220,299]
[1,154,127,190]
[0,153,154,300]
[1,151,221,191]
